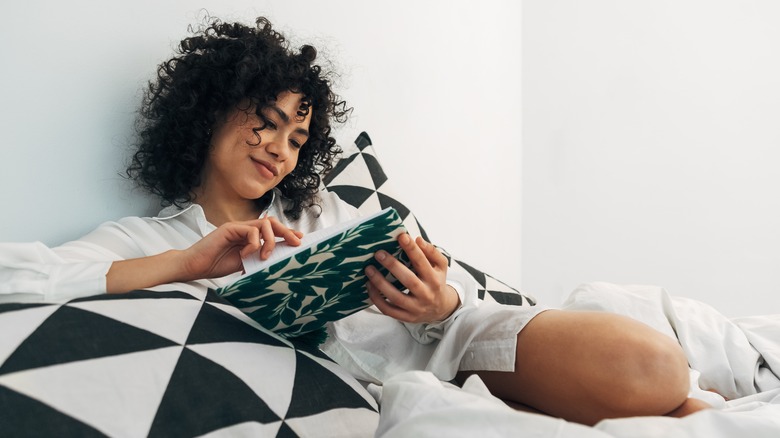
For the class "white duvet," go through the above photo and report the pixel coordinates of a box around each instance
[372,282,780,437]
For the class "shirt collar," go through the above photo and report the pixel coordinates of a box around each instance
[154,190,278,222]
[155,203,198,220]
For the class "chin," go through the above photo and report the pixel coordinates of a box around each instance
[239,186,272,202]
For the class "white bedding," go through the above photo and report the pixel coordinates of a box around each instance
[372,282,780,437]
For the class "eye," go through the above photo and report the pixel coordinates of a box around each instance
[290,139,302,149]
[265,120,277,130]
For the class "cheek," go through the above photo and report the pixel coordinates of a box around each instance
[244,128,262,147]
[283,151,302,177]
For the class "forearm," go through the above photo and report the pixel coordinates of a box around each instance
[106,250,187,294]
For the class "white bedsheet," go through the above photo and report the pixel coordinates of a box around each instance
[373,282,780,437]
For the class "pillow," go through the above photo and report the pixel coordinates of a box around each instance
[324,132,536,307]
[0,290,379,437]
[323,132,429,241]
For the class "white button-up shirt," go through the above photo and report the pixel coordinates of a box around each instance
[0,190,348,301]
[0,189,499,382]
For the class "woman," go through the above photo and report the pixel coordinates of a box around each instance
[0,16,709,426]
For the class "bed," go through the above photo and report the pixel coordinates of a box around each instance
[375,282,780,437]
[1,132,778,437]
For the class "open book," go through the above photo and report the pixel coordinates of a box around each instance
[216,207,410,339]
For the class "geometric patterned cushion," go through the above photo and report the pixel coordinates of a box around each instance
[323,132,430,242]
[0,289,379,437]
[324,132,536,307]
[442,250,536,306]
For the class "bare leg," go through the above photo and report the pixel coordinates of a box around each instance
[665,397,712,418]
[457,309,706,426]
[501,398,544,415]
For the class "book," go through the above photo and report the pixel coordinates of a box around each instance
[216,207,410,339]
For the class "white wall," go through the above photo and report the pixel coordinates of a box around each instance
[0,1,523,287]
[522,0,780,317]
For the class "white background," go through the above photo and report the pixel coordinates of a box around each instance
[1,1,777,317]
[0,0,523,289]
[523,0,780,316]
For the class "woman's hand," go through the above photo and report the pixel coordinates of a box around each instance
[106,216,302,294]
[365,233,460,324]
[180,216,303,281]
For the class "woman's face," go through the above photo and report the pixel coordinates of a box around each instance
[201,91,312,203]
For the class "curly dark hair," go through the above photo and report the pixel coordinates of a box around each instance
[126,16,350,219]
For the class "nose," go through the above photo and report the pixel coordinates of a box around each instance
[264,131,290,161]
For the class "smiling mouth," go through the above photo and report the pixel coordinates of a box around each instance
[251,158,278,176]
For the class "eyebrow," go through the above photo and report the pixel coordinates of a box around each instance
[269,106,310,138]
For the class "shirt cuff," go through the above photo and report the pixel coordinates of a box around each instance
[402,269,475,344]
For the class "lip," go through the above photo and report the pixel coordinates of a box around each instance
[251,158,278,177]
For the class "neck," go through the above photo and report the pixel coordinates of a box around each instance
[192,188,266,227]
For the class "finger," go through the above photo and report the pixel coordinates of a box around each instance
[259,219,276,259]
[242,217,273,228]
[396,233,438,284]
[365,264,416,307]
[268,219,302,245]
[366,278,415,322]
[372,248,426,295]
[255,216,302,245]
[238,226,262,258]
[218,223,258,248]
[416,236,448,270]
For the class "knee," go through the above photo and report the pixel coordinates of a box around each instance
[617,334,690,415]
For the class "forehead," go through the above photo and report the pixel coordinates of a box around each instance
[271,91,312,121]
[226,92,312,130]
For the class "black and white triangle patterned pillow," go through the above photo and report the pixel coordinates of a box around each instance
[324,132,536,307]
[323,132,429,242]
[0,289,379,437]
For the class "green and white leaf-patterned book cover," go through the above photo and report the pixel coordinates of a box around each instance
[216,207,410,339]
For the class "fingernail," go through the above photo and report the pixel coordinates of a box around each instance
[376,251,386,261]
[399,234,410,245]
[365,266,375,277]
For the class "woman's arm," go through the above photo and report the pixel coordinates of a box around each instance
[0,215,303,301]
[107,217,302,294]
[0,241,113,302]
[106,250,186,294]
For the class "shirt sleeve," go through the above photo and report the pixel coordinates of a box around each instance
[401,262,480,344]
[0,219,148,303]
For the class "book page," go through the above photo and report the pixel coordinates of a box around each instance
[241,208,392,276]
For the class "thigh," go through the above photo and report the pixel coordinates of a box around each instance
[458,309,690,425]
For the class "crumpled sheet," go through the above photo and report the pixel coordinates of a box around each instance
[373,282,780,438]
